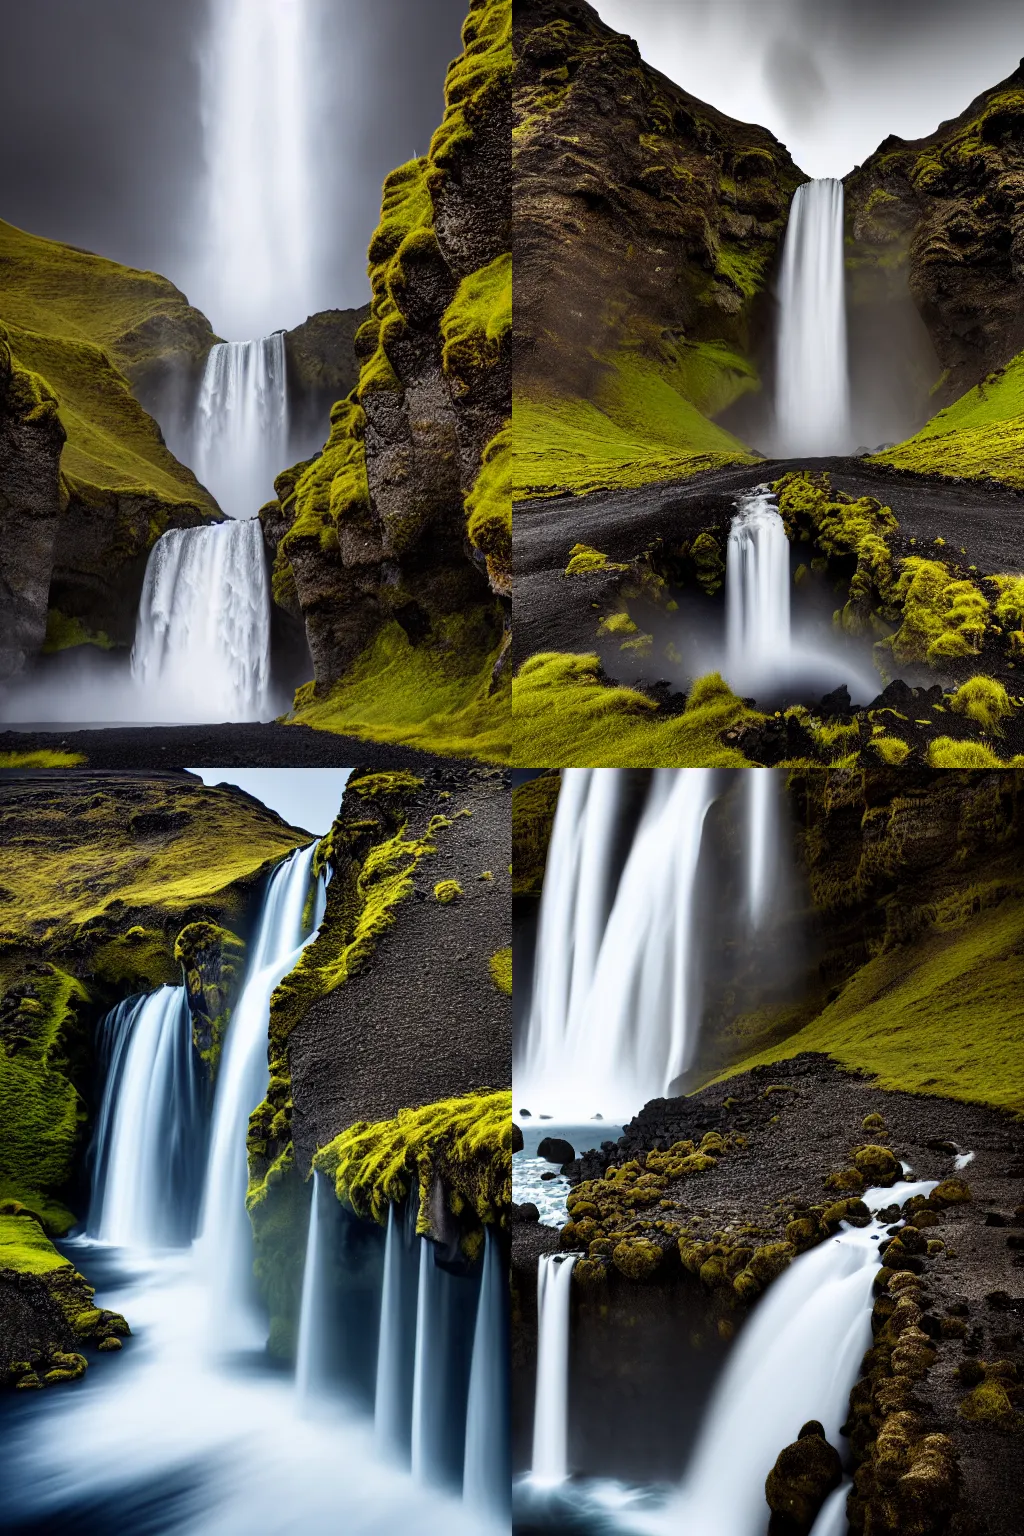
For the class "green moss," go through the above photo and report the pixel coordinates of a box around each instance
[466,425,512,590]
[564,543,629,577]
[0,1212,74,1276]
[511,653,756,767]
[511,771,560,897]
[287,614,510,764]
[489,946,512,995]
[0,751,86,768]
[718,890,1024,1112]
[958,1379,1022,1429]
[41,611,114,654]
[948,676,1015,734]
[691,532,726,595]
[245,1144,310,1361]
[886,558,990,667]
[926,737,1022,768]
[870,735,911,766]
[313,1089,512,1249]
[281,397,370,552]
[433,880,463,904]
[441,252,511,382]
[428,0,511,172]
[871,346,1024,490]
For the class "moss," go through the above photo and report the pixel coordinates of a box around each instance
[691,532,726,595]
[871,735,911,766]
[433,879,463,904]
[489,946,512,995]
[511,771,560,897]
[428,0,511,172]
[948,676,1015,734]
[287,614,510,765]
[564,543,629,577]
[441,252,511,383]
[313,1089,512,1249]
[0,751,86,768]
[926,737,1022,768]
[174,921,247,1075]
[611,1238,662,1280]
[245,1144,310,1362]
[0,1212,75,1276]
[41,611,114,655]
[599,611,638,637]
[886,558,990,667]
[958,1379,1022,1429]
[466,425,512,592]
[280,397,371,552]
[511,653,756,767]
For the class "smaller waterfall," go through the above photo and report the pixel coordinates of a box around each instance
[745,769,779,928]
[198,844,325,1349]
[531,1253,579,1486]
[411,1240,460,1488]
[193,336,290,521]
[295,1173,324,1406]
[88,987,203,1249]
[131,518,272,722]
[463,1229,512,1519]
[810,1483,852,1536]
[375,1200,421,1459]
[775,177,851,456]
[519,769,718,1120]
[725,488,792,694]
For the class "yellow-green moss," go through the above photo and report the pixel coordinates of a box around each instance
[434,879,463,904]
[0,751,86,768]
[511,771,560,897]
[429,0,511,172]
[287,614,510,764]
[948,676,1015,734]
[925,737,1023,768]
[511,653,755,767]
[564,543,629,577]
[441,252,511,382]
[870,735,911,766]
[41,611,114,655]
[886,559,990,666]
[313,1089,512,1248]
[465,425,511,590]
[489,946,512,995]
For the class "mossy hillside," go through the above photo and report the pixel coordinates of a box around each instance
[287,614,511,765]
[511,654,756,767]
[513,341,758,501]
[511,770,561,898]
[314,1090,512,1258]
[0,751,86,769]
[466,425,511,594]
[870,347,1024,490]
[428,0,511,176]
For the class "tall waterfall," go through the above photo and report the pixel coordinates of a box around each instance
[88,988,203,1248]
[130,518,272,722]
[295,1172,325,1406]
[775,177,851,456]
[725,488,792,695]
[463,1229,512,1519]
[651,1176,937,1536]
[530,1253,579,1486]
[518,768,718,1121]
[199,0,315,340]
[745,769,780,928]
[374,1201,421,1457]
[193,336,290,522]
[199,842,325,1349]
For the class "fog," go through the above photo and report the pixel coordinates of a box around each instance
[592,0,1024,176]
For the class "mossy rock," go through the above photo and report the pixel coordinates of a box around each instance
[611,1238,662,1281]
[765,1420,842,1535]
[852,1143,902,1186]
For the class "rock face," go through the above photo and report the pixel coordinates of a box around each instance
[847,63,1024,405]
[0,335,65,679]
[263,0,511,716]
[513,0,804,486]
[283,306,370,459]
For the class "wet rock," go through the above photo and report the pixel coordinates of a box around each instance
[512,1122,524,1153]
[537,1136,575,1164]
[765,1420,843,1535]
[512,1202,540,1224]
[817,684,854,721]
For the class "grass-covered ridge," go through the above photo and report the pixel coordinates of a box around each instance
[870,347,1024,490]
[511,771,561,898]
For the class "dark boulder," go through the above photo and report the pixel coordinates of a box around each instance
[765,1420,843,1536]
[538,1136,575,1164]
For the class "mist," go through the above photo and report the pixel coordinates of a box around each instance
[0,0,466,331]
[592,0,1024,177]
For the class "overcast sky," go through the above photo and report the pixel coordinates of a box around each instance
[593,0,1024,178]
[188,769,351,836]
[0,0,465,325]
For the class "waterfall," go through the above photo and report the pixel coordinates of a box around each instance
[519,769,718,1121]
[725,488,792,694]
[463,1229,512,1519]
[652,1176,936,1536]
[410,1239,470,1489]
[198,843,326,1349]
[130,518,272,722]
[530,1252,579,1487]
[199,0,315,340]
[295,1172,324,1406]
[810,1484,853,1536]
[775,177,851,456]
[193,336,290,523]
[88,987,203,1249]
[745,769,779,928]
[374,1200,421,1459]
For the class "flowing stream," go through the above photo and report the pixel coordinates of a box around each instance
[0,846,497,1534]
[775,177,851,455]
[193,335,290,522]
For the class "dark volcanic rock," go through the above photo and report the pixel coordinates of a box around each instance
[284,307,369,453]
[766,1422,843,1536]
[537,1136,575,1164]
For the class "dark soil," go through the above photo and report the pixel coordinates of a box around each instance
[0,723,452,770]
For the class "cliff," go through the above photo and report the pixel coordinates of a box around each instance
[0,220,222,672]
[261,0,512,766]
[512,0,804,501]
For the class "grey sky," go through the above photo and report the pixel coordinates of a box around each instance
[187,769,351,836]
[592,0,1024,177]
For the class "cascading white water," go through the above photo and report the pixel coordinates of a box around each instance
[530,1252,580,1487]
[775,177,851,456]
[88,987,203,1249]
[810,1483,853,1536]
[374,1200,421,1458]
[198,842,326,1349]
[745,769,779,927]
[463,1228,511,1518]
[130,517,272,722]
[410,1239,456,1487]
[725,488,792,694]
[295,1172,324,1406]
[199,0,315,340]
[193,336,290,522]
[643,1176,936,1536]
[518,768,718,1121]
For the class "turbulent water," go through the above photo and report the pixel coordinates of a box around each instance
[193,335,290,522]
[775,177,851,455]
[725,487,792,694]
[517,768,719,1121]
[130,517,272,722]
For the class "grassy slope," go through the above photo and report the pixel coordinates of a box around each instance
[513,343,759,501]
[718,893,1024,1112]
[871,347,1024,489]
[0,218,217,509]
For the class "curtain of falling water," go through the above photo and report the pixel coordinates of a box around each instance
[775,177,851,456]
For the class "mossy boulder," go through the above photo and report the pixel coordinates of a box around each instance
[611,1238,663,1281]
[765,1421,842,1536]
